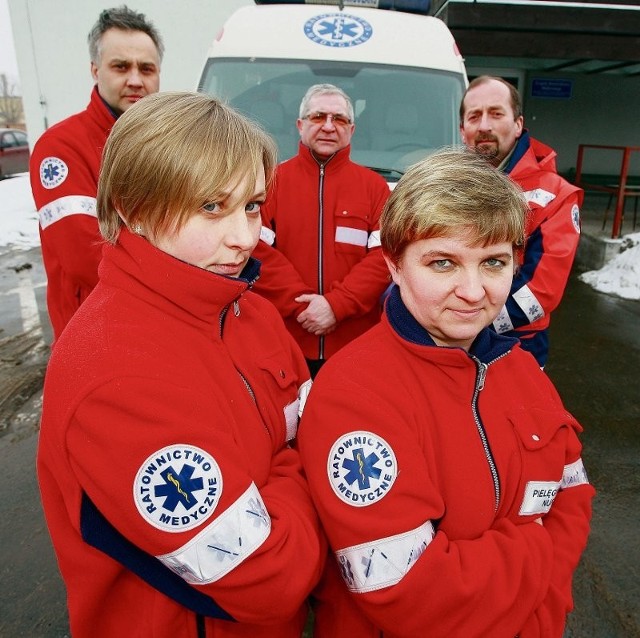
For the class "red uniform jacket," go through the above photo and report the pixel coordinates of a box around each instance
[252,142,391,361]
[29,86,115,341]
[37,230,325,637]
[495,132,583,366]
[298,285,594,638]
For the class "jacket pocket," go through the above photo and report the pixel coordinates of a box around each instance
[508,407,580,518]
[256,354,301,443]
[334,206,372,256]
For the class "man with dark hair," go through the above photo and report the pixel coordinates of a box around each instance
[30,5,163,341]
[460,75,583,367]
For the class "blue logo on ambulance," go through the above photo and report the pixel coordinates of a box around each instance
[304,13,373,48]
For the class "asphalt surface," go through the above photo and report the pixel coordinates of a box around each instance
[0,239,638,637]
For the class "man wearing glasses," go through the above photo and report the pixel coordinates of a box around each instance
[253,83,391,378]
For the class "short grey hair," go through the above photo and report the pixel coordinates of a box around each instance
[88,5,164,64]
[299,83,354,122]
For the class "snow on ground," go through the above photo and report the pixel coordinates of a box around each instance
[579,232,640,300]
[0,174,39,251]
[1,172,640,300]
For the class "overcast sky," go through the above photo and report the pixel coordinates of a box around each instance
[1,0,20,84]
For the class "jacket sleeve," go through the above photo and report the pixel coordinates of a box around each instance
[499,188,581,331]
[30,132,103,290]
[519,417,594,637]
[324,179,391,321]
[252,187,315,319]
[67,378,325,625]
[298,374,555,638]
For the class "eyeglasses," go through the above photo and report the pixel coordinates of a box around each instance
[302,111,352,127]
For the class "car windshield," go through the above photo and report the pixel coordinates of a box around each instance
[199,58,465,182]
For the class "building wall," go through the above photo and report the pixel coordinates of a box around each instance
[8,0,251,145]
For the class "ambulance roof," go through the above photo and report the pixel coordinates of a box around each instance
[208,4,465,75]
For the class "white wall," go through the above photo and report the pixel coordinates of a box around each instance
[8,0,251,145]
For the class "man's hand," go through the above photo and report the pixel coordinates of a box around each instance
[295,294,337,336]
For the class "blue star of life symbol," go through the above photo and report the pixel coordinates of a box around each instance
[317,16,361,41]
[342,447,381,490]
[43,162,60,182]
[154,464,204,512]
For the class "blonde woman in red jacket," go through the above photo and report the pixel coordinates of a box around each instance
[298,148,594,638]
[37,92,325,638]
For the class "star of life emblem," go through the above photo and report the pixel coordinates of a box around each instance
[39,157,68,189]
[304,13,373,48]
[133,444,223,532]
[327,431,398,507]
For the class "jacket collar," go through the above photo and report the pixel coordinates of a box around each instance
[99,229,258,331]
[89,85,118,132]
[384,283,517,364]
[297,141,352,171]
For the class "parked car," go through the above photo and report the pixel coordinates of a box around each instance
[0,128,30,179]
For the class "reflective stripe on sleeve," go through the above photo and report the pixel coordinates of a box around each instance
[513,284,545,323]
[335,226,368,247]
[523,188,556,207]
[335,520,435,594]
[38,195,97,229]
[260,226,275,246]
[158,483,271,585]
[493,304,514,334]
[561,458,589,489]
[368,230,381,249]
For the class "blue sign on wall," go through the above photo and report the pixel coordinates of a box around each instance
[531,78,573,99]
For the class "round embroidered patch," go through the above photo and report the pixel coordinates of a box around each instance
[133,444,223,532]
[327,431,397,507]
[39,157,68,189]
[304,13,373,48]
[571,204,581,234]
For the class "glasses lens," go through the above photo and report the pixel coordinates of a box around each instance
[306,112,351,126]
[331,114,351,126]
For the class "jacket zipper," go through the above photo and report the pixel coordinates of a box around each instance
[219,302,263,429]
[317,162,325,360]
[471,357,501,512]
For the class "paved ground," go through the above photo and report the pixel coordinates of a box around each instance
[0,205,638,636]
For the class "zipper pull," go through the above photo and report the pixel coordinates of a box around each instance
[233,300,240,317]
[477,362,488,391]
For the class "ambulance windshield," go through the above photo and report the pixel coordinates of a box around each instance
[198,58,465,181]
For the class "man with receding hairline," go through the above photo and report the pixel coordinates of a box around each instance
[30,5,163,342]
[460,75,583,367]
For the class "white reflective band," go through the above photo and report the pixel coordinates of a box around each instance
[38,195,97,229]
[493,305,514,333]
[260,226,275,246]
[561,458,589,488]
[523,188,556,207]
[519,480,560,516]
[335,226,368,247]
[368,230,381,249]
[335,520,435,594]
[158,483,270,584]
[513,284,545,323]
[284,398,300,442]
[297,379,313,419]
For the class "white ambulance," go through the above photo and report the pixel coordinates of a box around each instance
[197,0,468,182]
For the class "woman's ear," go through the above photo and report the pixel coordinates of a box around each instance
[383,254,400,284]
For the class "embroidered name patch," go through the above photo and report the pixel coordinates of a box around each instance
[519,480,560,516]
[133,444,223,532]
[39,157,68,189]
[328,431,397,507]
